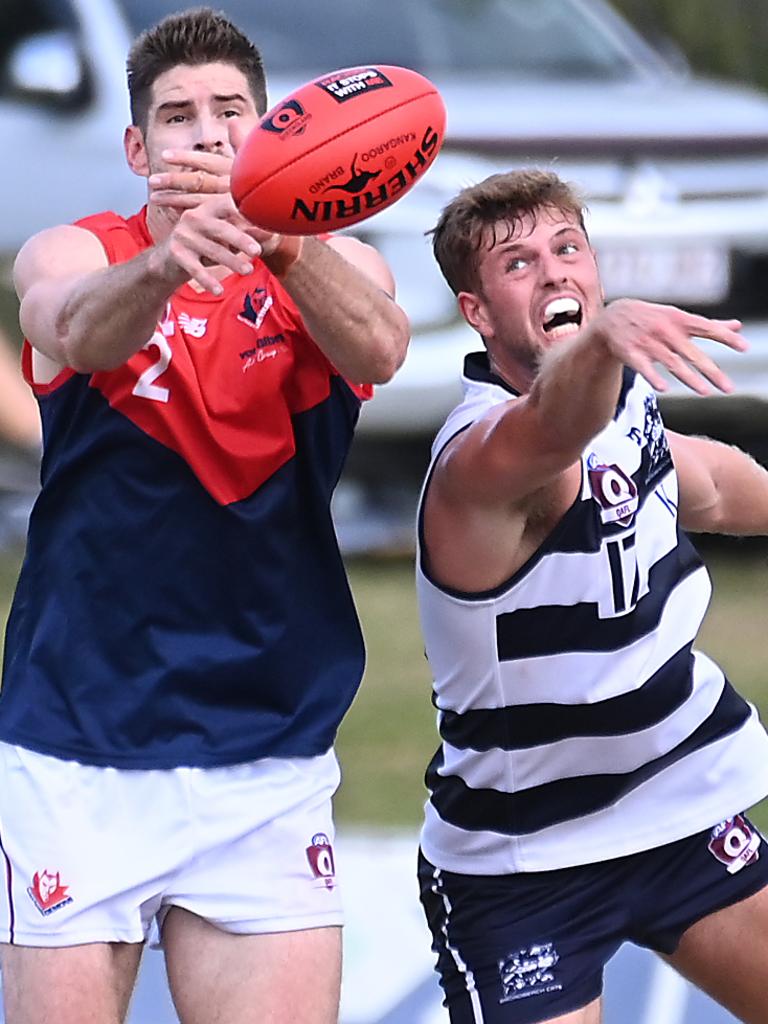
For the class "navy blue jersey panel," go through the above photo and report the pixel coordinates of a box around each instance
[0,376,364,767]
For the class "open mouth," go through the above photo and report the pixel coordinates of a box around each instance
[542,297,583,338]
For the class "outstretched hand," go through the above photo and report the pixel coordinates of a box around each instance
[592,299,747,396]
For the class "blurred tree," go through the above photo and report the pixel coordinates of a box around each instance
[613,0,768,91]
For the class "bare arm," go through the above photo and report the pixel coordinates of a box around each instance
[275,234,409,384]
[15,225,183,373]
[424,300,746,592]
[670,431,768,535]
[150,150,410,385]
[436,300,745,511]
[14,194,262,374]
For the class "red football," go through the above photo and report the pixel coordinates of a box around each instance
[231,65,446,235]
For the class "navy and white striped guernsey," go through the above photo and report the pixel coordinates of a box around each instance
[416,353,768,874]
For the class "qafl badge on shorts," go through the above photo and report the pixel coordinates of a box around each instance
[305,832,336,890]
[708,814,761,874]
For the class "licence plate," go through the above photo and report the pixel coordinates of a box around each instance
[596,243,730,304]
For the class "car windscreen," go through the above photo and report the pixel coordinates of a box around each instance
[118,0,654,81]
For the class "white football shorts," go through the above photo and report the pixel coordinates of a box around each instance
[0,741,343,947]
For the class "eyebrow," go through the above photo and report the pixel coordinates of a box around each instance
[497,226,582,253]
[155,93,249,116]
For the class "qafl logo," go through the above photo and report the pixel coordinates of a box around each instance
[305,833,336,890]
[260,99,311,138]
[708,815,761,875]
[587,461,638,527]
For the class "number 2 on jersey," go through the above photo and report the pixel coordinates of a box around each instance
[132,332,172,403]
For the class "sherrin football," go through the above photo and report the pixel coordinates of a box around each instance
[231,65,446,234]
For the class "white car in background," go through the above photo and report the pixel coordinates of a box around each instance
[3,0,768,542]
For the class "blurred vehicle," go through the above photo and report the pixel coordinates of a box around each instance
[4,0,768,552]
[4,0,768,438]
[4,0,768,421]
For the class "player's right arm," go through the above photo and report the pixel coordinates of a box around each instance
[439,301,746,509]
[14,198,262,375]
[423,300,746,591]
[14,224,185,375]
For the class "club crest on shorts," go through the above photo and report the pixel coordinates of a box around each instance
[708,814,761,874]
[305,832,336,889]
[27,869,73,916]
[498,942,563,1003]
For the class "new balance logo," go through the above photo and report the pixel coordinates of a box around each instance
[177,313,208,338]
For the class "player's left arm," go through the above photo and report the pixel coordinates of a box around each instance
[149,150,410,383]
[271,233,410,384]
[668,429,768,534]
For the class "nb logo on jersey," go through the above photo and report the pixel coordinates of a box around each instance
[178,313,208,338]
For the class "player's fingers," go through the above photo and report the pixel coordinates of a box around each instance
[680,315,747,352]
[148,191,208,209]
[148,191,236,211]
[149,171,231,194]
[171,234,254,278]
[190,274,224,296]
[659,352,716,397]
[625,354,669,393]
[654,330,736,393]
[681,347,735,392]
[161,149,233,174]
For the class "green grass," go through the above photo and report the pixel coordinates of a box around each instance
[335,557,435,827]
[1,541,767,833]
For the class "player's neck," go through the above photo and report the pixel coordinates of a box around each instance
[488,352,533,395]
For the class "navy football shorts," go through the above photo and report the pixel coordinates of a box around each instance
[418,813,768,1023]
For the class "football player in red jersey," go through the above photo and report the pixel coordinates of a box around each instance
[0,8,409,1024]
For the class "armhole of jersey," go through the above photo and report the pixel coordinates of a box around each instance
[74,212,132,265]
[22,340,76,395]
[417,423,472,581]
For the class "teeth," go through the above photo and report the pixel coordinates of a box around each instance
[543,297,580,323]
[548,322,581,339]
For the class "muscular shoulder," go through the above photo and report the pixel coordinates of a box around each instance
[423,424,582,593]
[323,234,396,296]
[14,225,109,299]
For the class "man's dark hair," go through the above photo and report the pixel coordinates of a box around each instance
[127,6,267,132]
[430,169,588,295]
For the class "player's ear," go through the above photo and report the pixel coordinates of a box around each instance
[458,291,492,337]
[124,125,150,177]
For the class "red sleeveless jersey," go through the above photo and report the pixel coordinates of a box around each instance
[2,209,373,768]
